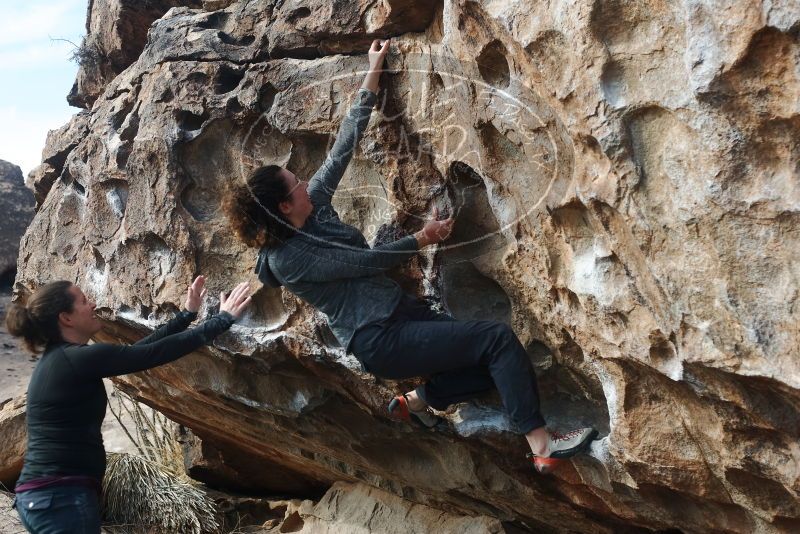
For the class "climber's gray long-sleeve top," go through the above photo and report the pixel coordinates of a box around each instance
[257,88,419,350]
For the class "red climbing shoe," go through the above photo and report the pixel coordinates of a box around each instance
[526,427,598,474]
[526,454,563,474]
[387,394,443,429]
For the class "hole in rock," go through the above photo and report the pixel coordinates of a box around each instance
[226,98,243,114]
[436,162,510,323]
[116,110,139,170]
[589,0,667,48]
[286,7,311,22]
[427,0,444,44]
[119,112,139,143]
[72,180,86,196]
[218,31,255,46]
[180,180,215,222]
[214,65,245,94]
[649,331,676,363]
[258,83,278,113]
[92,247,105,271]
[478,121,524,163]
[526,339,552,368]
[270,46,321,60]
[103,180,129,219]
[279,511,304,532]
[111,98,135,131]
[287,133,329,181]
[550,202,593,240]
[623,105,676,186]
[440,161,506,264]
[536,339,611,436]
[237,286,289,330]
[197,11,229,30]
[600,61,626,108]
[524,30,569,77]
[684,364,800,437]
[476,40,511,89]
[158,87,173,103]
[441,262,511,323]
[186,71,210,85]
[116,143,132,170]
[85,247,108,298]
[176,109,209,132]
[549,287,582,310]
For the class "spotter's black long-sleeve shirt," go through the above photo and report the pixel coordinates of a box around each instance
[17,310,235,485]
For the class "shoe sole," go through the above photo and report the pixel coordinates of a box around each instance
[531,456,562,474]
[549,428,599,459]
[387,396,442,429]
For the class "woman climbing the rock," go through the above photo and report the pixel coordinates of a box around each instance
[5,276,252,533]
[224,39,596,473]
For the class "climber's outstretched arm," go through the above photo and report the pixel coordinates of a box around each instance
[361,39,390,93]
[307,40,391,206]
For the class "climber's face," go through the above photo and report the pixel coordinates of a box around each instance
[278,168,312,225]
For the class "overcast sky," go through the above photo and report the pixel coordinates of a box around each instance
[0,0,87,176]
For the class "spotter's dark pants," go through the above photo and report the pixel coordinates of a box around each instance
[14,485,101,534]
[350,294,546,434]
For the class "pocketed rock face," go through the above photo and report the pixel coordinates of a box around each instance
[16,0,799,532]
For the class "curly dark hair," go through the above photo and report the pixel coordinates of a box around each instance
[223,165,296,248]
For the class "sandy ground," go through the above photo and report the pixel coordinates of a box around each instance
[1,292,144,455]
[0,293,36,402]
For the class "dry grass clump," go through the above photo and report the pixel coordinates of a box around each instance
[103,387,220,533]
[106,387,184,475]
[103,453,220,534]
[69,36,106,68]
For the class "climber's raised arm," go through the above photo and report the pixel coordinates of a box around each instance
[361,39,390,94]
[307,39,391,206]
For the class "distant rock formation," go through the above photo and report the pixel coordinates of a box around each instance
[17,0,800,532]
[0,161,34,288]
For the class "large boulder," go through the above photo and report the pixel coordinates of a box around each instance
[262,481,510,533]
[0,396,27,489]
[17,0,800,532]
[0,161,34,285]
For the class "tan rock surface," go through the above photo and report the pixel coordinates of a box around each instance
[16,0,800,532]
[0,491,26,534]
[0,397,26,490]
[262,481,509,534]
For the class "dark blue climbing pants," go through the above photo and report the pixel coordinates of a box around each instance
[14,485,101,534]
[350,294,546,434]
